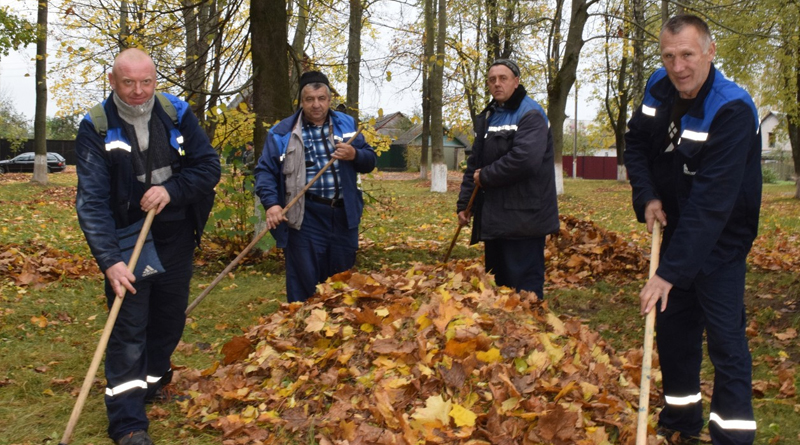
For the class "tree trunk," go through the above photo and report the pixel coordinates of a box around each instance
[32,0,48,185]
[787,119,799,198]
[345,0,363,122]
[430,0,447,193]
[290,0,309,105]
[632,0,645,101]
[183,0,213,125]
[420,0,435,179]
[251,0,292,240]
[794,38,800,199]
[206,3,224,143]
[612,1,631,181]
[120,0,129,49]
[251,0,292,154]
[546,0,595,195]
[791,61,800,199]
[486,0,499,61]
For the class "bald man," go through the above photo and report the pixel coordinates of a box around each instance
[75,48,220,445]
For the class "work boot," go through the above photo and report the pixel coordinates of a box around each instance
[656,426,701,444]
[115,430,154,445]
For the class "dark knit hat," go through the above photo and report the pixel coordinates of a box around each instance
[299,71,330,92]
[489,59,521,77]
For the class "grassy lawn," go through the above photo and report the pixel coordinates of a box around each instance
[0,172,798,444]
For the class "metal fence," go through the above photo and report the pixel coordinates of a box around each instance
[763,160,796,181]
[562,155,620,180]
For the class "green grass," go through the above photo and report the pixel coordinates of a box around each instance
[1,172,798,444]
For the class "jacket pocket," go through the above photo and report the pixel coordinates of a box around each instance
[502,180,540,210]
[482,131,514,164]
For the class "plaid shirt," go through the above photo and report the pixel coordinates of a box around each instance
[302,120,341,199]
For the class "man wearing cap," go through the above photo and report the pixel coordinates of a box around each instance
[456,59,559,299]
[254,71,377,302]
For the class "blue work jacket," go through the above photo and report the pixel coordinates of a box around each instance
[624,65,762,289]
[75,93,221,272]
[254,109,377,248]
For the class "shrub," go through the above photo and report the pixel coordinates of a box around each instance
[762,165,779,184]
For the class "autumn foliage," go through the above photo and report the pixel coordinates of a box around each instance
[177,261,650,444]
[0,242,100,288]
[546,216,650,287]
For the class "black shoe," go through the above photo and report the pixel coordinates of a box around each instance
[115,430,154,445]
[656,427,700,445]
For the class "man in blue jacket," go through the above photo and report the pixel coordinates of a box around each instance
[75,48,220,445]
[254,71,377,303]
[457,59,559,299]
[625,15,760,445]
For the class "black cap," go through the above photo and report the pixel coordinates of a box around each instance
[299,71,330,92]
[490,59,521,77]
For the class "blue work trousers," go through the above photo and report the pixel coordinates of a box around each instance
[484,236,546,299]
[285,200,358,302]
[103,220,195,440]
[656,258,755,444]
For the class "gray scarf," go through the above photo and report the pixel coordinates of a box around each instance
[114,93,173,184]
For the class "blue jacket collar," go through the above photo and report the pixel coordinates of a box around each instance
[482,84,528,115]
[650,64,718,121]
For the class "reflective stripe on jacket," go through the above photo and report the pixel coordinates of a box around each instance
[624,65,761,288]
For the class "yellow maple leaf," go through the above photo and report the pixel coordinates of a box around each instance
[527,349,550,370]
[241,405,258,421]
[580,381,599,401]
[449,403,477,427]
[476,347,501,363]
[411,394,452,426]
[539,333,565,363]
[434,299,461,333]
[546,313,566,336]
[304,309,327,333]
[417,314,432,330]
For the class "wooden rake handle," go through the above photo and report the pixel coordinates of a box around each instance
[443,185,480,263]
[635,220,662,445]
[185,128,363,315]
[59,208,157,445]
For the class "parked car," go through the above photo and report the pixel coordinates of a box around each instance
[0,152,67,173]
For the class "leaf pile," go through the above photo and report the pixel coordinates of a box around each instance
[749,227,800,272]
[546,216,649,288]
[0,242,101,287]
[0,173,34,184]
[177,261,649,444]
